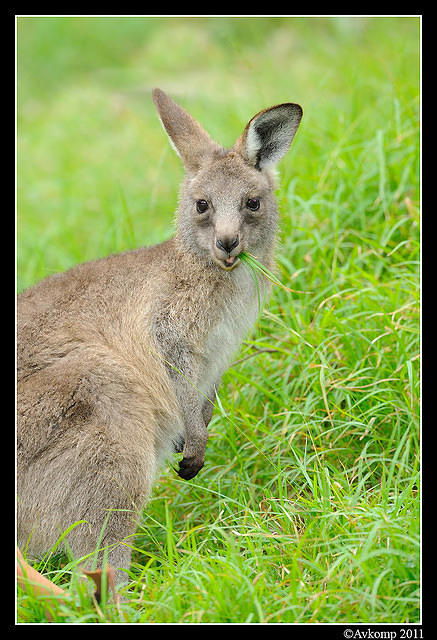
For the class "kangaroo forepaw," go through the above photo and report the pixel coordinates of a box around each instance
[177,455,204,481]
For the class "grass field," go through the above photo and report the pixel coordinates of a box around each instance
[16,16,420,623]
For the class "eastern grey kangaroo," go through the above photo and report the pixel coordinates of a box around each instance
[17,89,302,582]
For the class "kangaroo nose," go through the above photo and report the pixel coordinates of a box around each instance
[216,235,239,254]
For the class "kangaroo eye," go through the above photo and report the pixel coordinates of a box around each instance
[196,200,209,214]
[246,198,260,211]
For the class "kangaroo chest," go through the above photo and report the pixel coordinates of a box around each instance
[197,270,263,395]
[152,265,267,399]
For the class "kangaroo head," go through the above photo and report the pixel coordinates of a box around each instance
[152,88,302,271]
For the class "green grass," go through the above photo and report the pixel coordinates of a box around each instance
[16,16,420,623]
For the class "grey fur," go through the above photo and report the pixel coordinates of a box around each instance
[17,89,302,583]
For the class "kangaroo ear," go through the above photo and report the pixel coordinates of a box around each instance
[234,103,303,170]
[152,88,221,173]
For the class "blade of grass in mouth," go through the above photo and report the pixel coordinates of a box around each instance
[238,251,311,294]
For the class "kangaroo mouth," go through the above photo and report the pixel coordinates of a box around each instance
[215,254,240,271]
[224,255,239,268]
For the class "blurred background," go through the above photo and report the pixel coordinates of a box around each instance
[17,16,419,291]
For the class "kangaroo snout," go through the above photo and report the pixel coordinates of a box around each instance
[213,232,241,270]
[215,235,240,254]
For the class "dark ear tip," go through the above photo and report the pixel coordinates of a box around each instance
[294,103,303,116]
[282,102,303,120]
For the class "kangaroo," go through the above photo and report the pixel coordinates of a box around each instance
[17,89,302,583]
